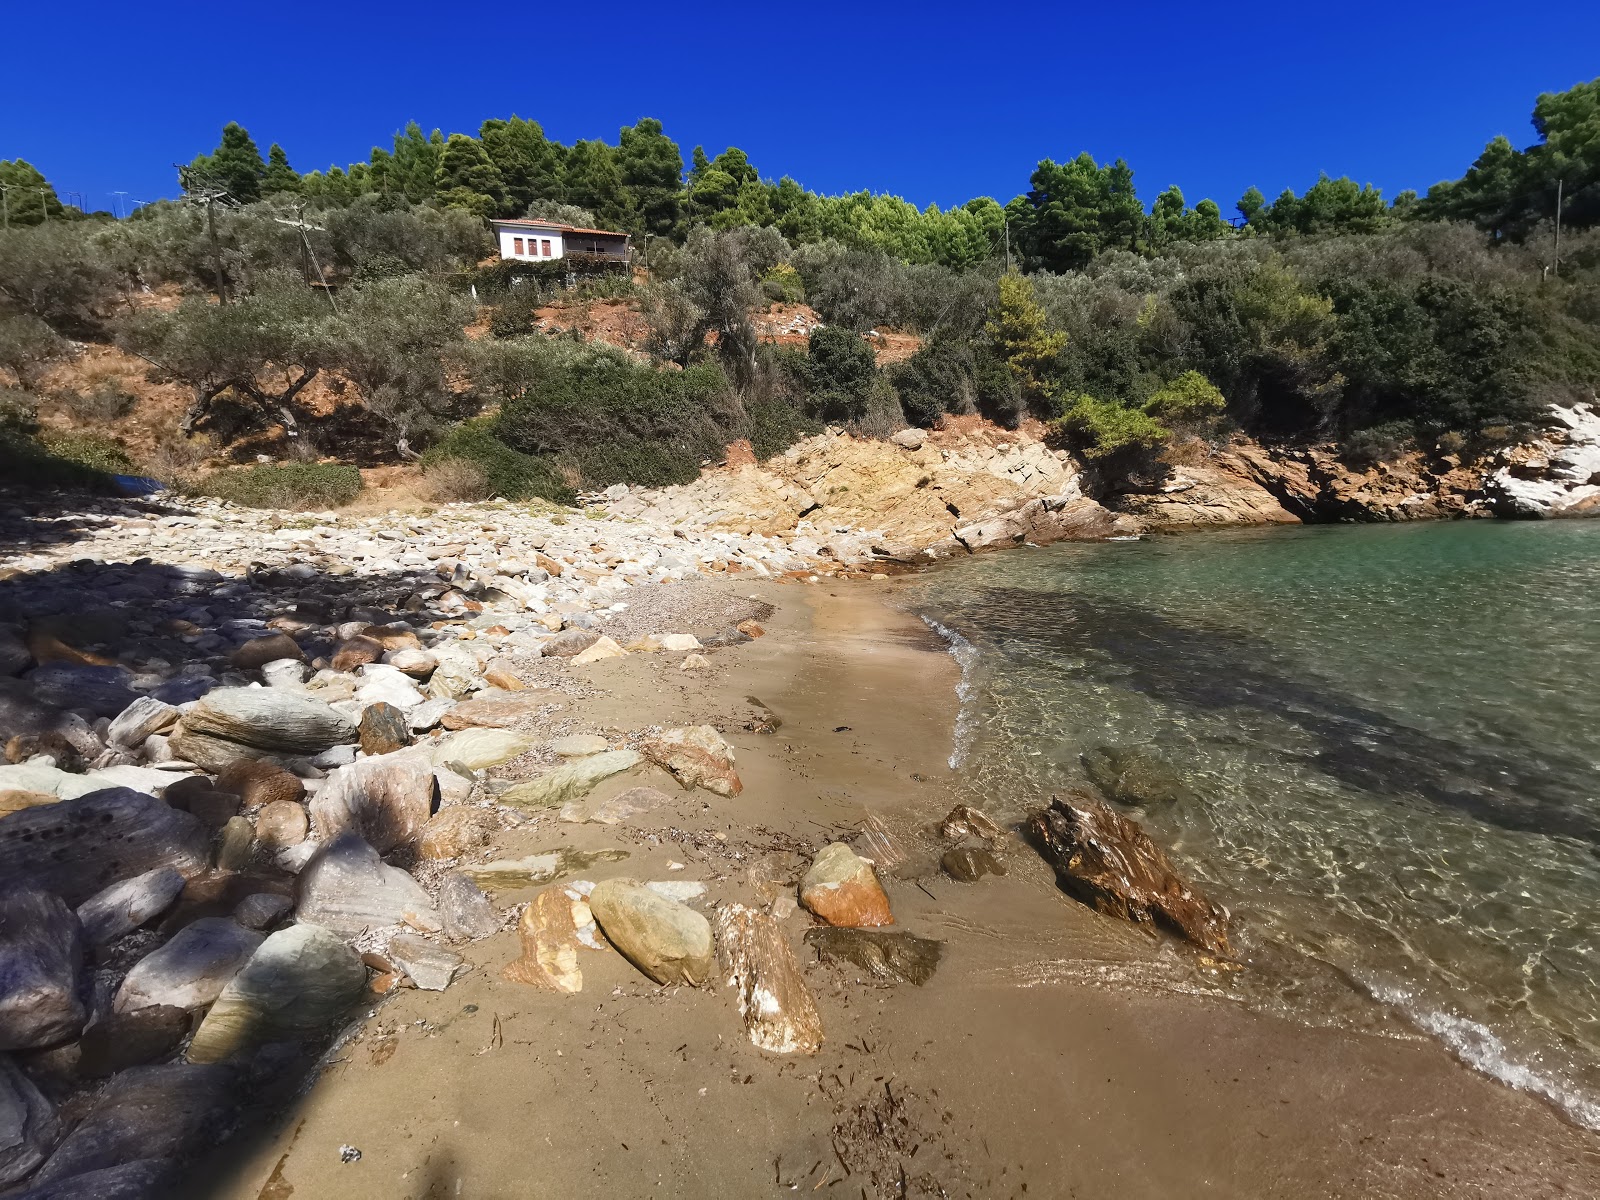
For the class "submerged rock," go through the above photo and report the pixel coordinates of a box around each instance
[640,726,741,797]
[803,928,943,986]
[0,888,85,1051]
[498,750,641,809]
[937,804,1003,842]
[566,785,676,826]
[186,925,366,1063]
[799,843,893,928]
[715,903,823,1054]
[1025,792,1231,956]
[0,788,208,906]
[462,847,628,890]
[588,878,713,986]
[940,846,1006,883]
[294,832,439,937]
[113,918,263,1014]
[1081,745,1195,807]
[502,887,586,994]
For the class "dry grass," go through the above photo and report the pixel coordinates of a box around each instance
[419,456,493,503]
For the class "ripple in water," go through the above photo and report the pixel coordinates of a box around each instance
[906,521,1600,1129]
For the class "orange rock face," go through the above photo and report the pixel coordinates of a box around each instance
[798,843,893,928]
[502,887,586,993]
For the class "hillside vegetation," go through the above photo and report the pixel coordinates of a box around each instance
[1,78,1598,505]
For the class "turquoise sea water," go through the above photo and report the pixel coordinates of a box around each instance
[905,520,1600,1128]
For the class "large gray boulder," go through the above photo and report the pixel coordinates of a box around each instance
[113,919,263,1014]
[169,687,357,770]
[0,888,85,1051]
[75,868,186,945]
[294,832,439,937]
[0,1053,58,1186]
[106,697,179,750]
[187,924,366,1063]
[309,751,437,853]
[0,789,208,906]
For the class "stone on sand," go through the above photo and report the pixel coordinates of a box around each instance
[803,928,943,986]
[498,749,641,809]
[798,842,894,928]
[715,903,823,1054]
[294,832,440,937]
[502,887,587,993]
[387,934,465,991]
[438,873,501,942]
[639,725,741,797]
[588,878,713,987]
[113,918,263,1013]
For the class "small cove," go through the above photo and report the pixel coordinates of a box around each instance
[904,519,1600,1129]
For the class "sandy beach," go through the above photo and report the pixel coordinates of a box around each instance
[179,578,1600,1200]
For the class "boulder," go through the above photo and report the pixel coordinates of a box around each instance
[10,1159,170,1199]
[540,628,600,658]
[0,889,84,1051]
[233,892,293,931]
[23,664,136,720]
[416,806,495,862]
[229,633,303,671]
[24,1063,238,1186]
[106,697,178,749]
[294,833,440,937]
[427,657,479,702]
[354,664,426,711]
[803,928,942,986]
[309,752,437,852]
[260,659,307,690]
[76,1006,191,1078]
[385,648,437,679]
[438,694,552,731]
[715,903,823,1054]
[502,887,586,993]
[358,702,412,756]
[331,636,385,672]
[214,759,304,809]
[438,873,501,943]
[0,789,208,906]
[216,815,256,871]
[499,750,641,809]
[571,636,627,665]
[253,800,308,853]
[798,843,893,928]
[0,629,28,677]
[186,925,366,1063]
[937,804,1002,842]
[588,878,713,987]
[429,727,533,769]
[1080,745,1195,808]
[482,660,525,690]
[170,688,356,769]
[940,847,1006,883]
[387,934,465,991]
[0,789,56,819]
[169,784,238,829]
[113,918,263,1013]
[658,634,702,652]
[76,867,186,945]
[639,726,742,797]
[0,1052,58,1186]
[1025,792,1231,956]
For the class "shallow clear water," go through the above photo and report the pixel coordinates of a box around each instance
[905,520,1600,1128]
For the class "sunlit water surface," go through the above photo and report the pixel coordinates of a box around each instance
[904,520,1600,1128]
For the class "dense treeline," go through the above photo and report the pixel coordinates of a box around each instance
[1,78,1597,503]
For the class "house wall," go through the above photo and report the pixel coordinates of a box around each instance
[494,226,564,261]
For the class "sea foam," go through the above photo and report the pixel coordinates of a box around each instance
[922,616,980,770]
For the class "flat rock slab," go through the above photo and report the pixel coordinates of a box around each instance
[187,924,366,1063]
[388,934,465,991]
[114,918,263,1013]
[803,928,943,986]
[0,889,85,1051]
[940,846,1006,883]
[0,1051,59,1186]
[937,804,1003,842]
[548,734,610,757]
[24,1063,238,1187]
[294,832,440,937]
[503,887,587,993]
[429,727,533,769]
[540,628,600,658]
[172,688,356,765]
[499,750,642,809]
[566,785,676,826]
[76,867,186,945]
[1026,792,1231,956]
[310,753,437,853]
[439,694,558,731]
[462,848,628,891]
[716,903,823,1054]
[107,697,178,750]
[639,726,742,797]
[588,878,713,987]
[799,842,894,928]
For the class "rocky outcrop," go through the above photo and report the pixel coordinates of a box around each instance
[1486,401,1600,517]
[1025,792,1231,957]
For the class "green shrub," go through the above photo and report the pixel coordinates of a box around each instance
[423,418,573,503]
[891,338,977,427]
[194,463,363,510]
[1339,420,1415,468]
[38,430,135,474]
[804,326,878,422]
[1144,371,1226,423]
[1053,394,1170,461]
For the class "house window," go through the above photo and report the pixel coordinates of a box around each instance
[513,237,524,254]
[541,240,552,256]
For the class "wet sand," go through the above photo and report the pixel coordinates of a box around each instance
[191,581,1600,1199]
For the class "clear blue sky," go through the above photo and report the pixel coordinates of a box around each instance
[4,0,1597,217]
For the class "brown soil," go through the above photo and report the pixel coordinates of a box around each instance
[187,582,1600,1200]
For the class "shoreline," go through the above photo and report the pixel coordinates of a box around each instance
[191,577,1600,1199]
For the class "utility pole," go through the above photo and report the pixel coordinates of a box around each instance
[0,184,9,231]
[1554,178,1564,278]
[112,191,128,219]
[39,189,50,224]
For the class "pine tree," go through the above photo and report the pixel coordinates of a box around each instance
[986,271,1066,413]
[262,144,301,196]
[0,159,65,226]
[479,116,565,217]
[434,134,507,216]
[200,122,267,202]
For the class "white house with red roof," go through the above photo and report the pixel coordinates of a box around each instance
[489,218,631,264]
